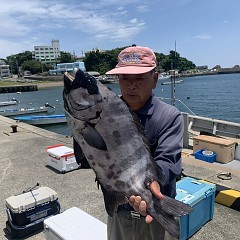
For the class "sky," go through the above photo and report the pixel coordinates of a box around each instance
[1,0,240,68]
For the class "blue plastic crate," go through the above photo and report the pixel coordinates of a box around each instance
[194,149,216,163]
[175,177,216,240]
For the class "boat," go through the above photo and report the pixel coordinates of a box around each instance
[14,114,67,125]
[97,76,116,84]
[158,74,171,80]
[0,98,18,107]
[0,106,49,117]
[161,79,184,85]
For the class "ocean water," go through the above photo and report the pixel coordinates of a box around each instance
[1,73,240,136]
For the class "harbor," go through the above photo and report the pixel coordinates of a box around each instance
[1,1,240,237]
[0,73,240,239]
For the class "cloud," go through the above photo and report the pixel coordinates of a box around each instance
[1,0,145,39]
[0,0,148,58]
[0,37,41,58]
[136,5,150,12]
[194,34,212,40]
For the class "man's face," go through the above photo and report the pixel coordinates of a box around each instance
[118,71,158,111]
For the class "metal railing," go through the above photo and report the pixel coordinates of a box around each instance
[157,97,196,115]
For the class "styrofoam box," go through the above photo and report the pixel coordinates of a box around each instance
[44,207,107,240]
[193,135,236,163]
[46,144,80,173]
[175,177,216,240]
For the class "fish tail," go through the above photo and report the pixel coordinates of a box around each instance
[148,195,193,239]
[148,198,180,239]
[160,195,193,217]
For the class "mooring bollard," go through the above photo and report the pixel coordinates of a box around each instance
[11,125,18,133]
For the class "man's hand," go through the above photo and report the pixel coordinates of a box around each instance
[129,181,164,223]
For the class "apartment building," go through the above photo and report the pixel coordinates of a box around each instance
[0,60,11,78]
[32,40,60,66]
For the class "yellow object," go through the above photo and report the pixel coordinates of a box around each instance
[215,190,240,207]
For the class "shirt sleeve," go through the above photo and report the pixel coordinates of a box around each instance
[154,109,184,186]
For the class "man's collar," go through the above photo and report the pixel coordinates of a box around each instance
[136,94,154,115]
[120,94,155,115]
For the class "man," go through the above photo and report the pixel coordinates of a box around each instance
[105,46,183,240]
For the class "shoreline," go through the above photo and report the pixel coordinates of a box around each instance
[37,81,64,89]
[0,78,64,90]
[1,70,240,91]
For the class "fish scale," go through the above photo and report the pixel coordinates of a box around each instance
[63,69,193,239]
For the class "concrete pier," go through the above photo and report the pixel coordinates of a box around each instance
[0,84,38,93]
[0,115,239,239]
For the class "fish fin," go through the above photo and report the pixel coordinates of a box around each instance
[81,123,107,151]
[145,196,182,239]
[73,137,83,165]
[148,196,180,239]
[156,167,167,186]
[160,195,193,217]
[100,185,127,217]
[129,109,151,151]
[73,138,90,168]
[147,195,193,239]
[130,110,166,186]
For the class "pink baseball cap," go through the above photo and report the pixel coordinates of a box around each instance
[106,46,157,75]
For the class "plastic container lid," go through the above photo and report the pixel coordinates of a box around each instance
[5,187,58,213]
[202,150,214,156]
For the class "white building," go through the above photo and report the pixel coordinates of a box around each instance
[32,40,60,66]
[0,60,11,78]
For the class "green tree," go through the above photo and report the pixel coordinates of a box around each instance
[84,51,101,72]
[156,50,195,72]
[0,58,7,63]
[84,47,196,74]
[84,46,126,74]
[4,47,196,76]
[6,51,33,74]
[57,51,76,63]
[22,60,49,74]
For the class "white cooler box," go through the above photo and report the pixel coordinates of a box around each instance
[5,186,60,239]
[46,144,80,173]
[44,207,107,240]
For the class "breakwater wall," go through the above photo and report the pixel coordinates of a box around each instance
[24,75,63,81]
[0,84,38,93]
[218,68,240,74]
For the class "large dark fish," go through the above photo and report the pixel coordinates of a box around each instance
[63,69,193,239]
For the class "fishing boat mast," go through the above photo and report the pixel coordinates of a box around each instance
[171,40,177,106]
